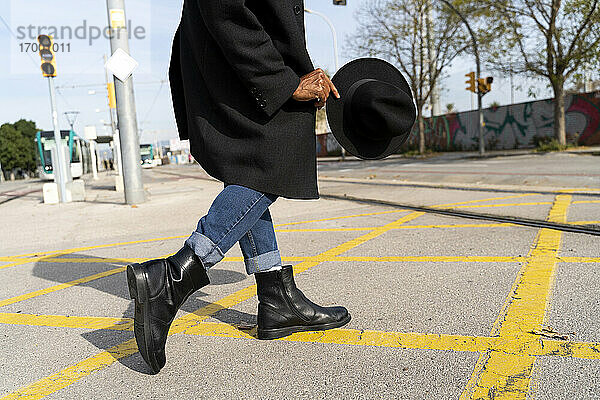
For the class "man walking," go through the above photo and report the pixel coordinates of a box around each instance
[126,0,350,374]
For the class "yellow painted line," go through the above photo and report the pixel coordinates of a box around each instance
[568,220,600,225]
[276,223,516,232]
[3,311,600,362]
[558,256,600,263]
[0,312,133,331]
[0,258,38,271]
[397,223,516,229]
[1,211,426,399]
[558,188,600,193]
[0,267,125,308]
[34,257,148,264]
[461,194,571,400]
[327,256,525,263]
[536,339,600,360]
[454,201,552,209]
[433,193,538,208]
[572,200,600,204]
[272,209,409,227]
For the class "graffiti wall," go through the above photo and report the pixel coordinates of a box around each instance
[405,90,600,151]
[316,91,600,156]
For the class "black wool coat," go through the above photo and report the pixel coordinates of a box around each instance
[169,0,319,200]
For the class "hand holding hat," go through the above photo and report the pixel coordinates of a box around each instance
[326,57,417,160]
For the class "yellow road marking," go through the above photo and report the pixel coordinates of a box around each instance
[572,200,600,204]
[276,223,517,232]
[272,209,410,226]
[0,267,125,308]
[0,312,133,331]
[0,258,39,271]
[568,220,600,225]
[461,194,571,400]
[3,312,598,361]
[433,193,538,208]
[455,201,552,209]
[558,256,600,263]
[558,188,600,193]
[1,212,424,399]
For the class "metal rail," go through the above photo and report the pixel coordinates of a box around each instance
[320,193,600,236]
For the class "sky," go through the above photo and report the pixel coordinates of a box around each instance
[0,0,553,144]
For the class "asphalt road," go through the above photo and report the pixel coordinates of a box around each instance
[1,153,599,399]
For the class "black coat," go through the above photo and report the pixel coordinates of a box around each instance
[169,0,319,200]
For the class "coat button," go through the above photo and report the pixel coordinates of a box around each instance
[294,5,302,15]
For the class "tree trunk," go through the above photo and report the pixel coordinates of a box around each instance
[553,81,566,145]
[418,110,426,154]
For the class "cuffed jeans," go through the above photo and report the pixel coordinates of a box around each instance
[185,183,282,274]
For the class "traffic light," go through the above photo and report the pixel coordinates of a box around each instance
[333,0,347,4]
[465,71,476,93]
[478,76,494,95]
[37,35,57,77]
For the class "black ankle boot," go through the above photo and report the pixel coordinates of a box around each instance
[255,265,350,340]
[126,244,209,373]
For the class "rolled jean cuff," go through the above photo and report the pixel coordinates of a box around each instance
[185,231,224,270]
[244,249,282,275]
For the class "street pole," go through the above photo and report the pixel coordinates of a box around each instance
[48,76,70,202]
[304,7,346,159]
[440,0,485,156]
[106,0,145,204]
[103,53,122,180]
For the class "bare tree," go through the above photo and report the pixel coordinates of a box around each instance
[346,0,468,154]
[477,0,600,144]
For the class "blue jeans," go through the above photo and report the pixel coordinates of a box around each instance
[185,183,282,274]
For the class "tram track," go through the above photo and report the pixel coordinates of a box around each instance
[152,168,600,235]
[320,193,600,237]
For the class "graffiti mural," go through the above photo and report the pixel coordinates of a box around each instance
[316,91,600,156]
[403,90,600,151]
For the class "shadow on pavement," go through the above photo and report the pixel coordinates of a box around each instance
[32,253,255,374]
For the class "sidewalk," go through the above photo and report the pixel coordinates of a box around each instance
[316,146,600,163]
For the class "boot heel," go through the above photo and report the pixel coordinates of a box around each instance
[126,263,147,303]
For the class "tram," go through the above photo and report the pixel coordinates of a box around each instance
[35,130,92,180]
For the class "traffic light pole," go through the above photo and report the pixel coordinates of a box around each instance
[440,0,485,156]
[106,0,145,204]
[48,76,70,202]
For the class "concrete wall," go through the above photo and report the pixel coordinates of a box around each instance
[406,90,600,151]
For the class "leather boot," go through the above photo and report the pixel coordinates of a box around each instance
[255,265,350,340]
[126,244,209,373]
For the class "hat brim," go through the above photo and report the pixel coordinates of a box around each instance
[326,57,415,160]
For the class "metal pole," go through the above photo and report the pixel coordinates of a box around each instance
[440,0,484,155]
[304,7,345,159]
[106,0,145,204]
[90,140,99,180]
[103,53,122,180]
[48,76,70,202]
[304,8,339,72]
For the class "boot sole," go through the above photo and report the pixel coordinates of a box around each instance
[257,313,352,340]
[126,263,162,374]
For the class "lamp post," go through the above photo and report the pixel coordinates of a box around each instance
[304,7,346,159]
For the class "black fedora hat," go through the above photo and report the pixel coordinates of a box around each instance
[326,57,416,160]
